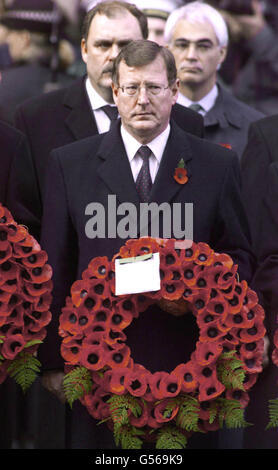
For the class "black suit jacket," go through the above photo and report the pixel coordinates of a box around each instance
[241,114,278,251]
[8,77,204,240]
[0,120,31,207]
[39,120,255,370]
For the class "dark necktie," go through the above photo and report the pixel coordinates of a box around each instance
[101,105,118,128]
[188,103,204,113]
[135,146,152,203]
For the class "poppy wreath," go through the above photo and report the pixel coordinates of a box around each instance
[266,327,278,429]
[60,237,266,449]
[0,204,52,391]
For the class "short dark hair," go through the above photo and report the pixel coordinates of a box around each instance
[81,1,148,42]
[112,40,177,86]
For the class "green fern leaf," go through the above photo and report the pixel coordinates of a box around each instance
[63,366,93,408]
[176,395,200,432]
[156,425,187,449]
[217,352,245,390]
[266,398,278,430]
[116,425,144,449]
[7,351,41,393]
[217,398,252,429]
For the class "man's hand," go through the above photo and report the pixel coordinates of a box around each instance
[41,370,66,404]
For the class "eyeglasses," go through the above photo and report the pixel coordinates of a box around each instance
[118,84,170,96]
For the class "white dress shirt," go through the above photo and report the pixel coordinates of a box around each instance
[177,84,218,116]
[85,77,118,133]
[120,123,171,183]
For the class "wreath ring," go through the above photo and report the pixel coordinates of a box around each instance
[59,237,265,449]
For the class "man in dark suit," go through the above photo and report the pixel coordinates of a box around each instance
[241,114,278,251]
[165,1,264,159]
[240,119,278,449]
[8,0,203,241]
[0,120,31,207]
[40,40,254,448]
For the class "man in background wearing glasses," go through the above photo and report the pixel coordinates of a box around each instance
[39,39,254,448]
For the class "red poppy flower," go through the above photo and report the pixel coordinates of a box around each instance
[242,350,264,374]
[21,250,48,268]
[219,143,232,149]
[160,280,184,301]
[242,372,258,391]
[124,370,149,397]
[198,375,225,402]
[87,256,111,280]
[129,399,149,427]
[154,399,180,423]
[199,318,227,343]
[173,362,198,393]
[2,333,25,360]
[106,344,131,369]
[79,343,108,371]
[194,243,214,266]
[61,335,83,364]
[193,341,223,366]
[127,237,160,258]
[149,371,169,399]
[239,319,266,344]
[157,372,182,398]
[225,389,250,408]
[174,167,188,184]
[106,367,130,394]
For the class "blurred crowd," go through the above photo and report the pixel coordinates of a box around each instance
[0,0,278,122]
[1,0,278,452]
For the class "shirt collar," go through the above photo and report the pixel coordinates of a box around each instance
[85,77,116,110]
[177,84,218,114]
[120,123,171,163]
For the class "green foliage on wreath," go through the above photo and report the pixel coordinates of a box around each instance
[7,342,43,393]
[217,351,246,390]
[213,398,251,429]
[156,425,187,449]
[162,394,200,432]
[266,398,278,430]
[107,394,145,448]
[63,366,93,408]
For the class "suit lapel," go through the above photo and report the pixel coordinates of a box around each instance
[150,121,193,205]
[63,77,98,139]
[96,122,140,207]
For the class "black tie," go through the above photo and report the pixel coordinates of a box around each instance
[188,103,204,113]
[135,146,152,203]
[101,105,118,128]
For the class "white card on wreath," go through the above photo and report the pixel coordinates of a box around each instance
[115,252,161,296]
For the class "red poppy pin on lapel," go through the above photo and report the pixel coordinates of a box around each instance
[220,143,232,149]
[174,158,188,184]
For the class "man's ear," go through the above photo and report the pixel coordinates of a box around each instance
[219,46,227,65]
[81,38,87,64]
[111,82,119,104]
[171,78,179,104]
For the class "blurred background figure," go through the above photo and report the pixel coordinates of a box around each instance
[82,0,184,46]
[0,0,76,124]
[165,1,264,159]
[131,0,184,45]
[207,0,278,115]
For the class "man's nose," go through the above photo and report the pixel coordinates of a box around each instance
[137,86,150,104]
[109,43,120,61]
[185,43,198,60]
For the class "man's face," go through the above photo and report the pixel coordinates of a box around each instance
[112,55,178,143]
[147,17,167,46]
[169,19,226,92]
[81,12,143,100]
